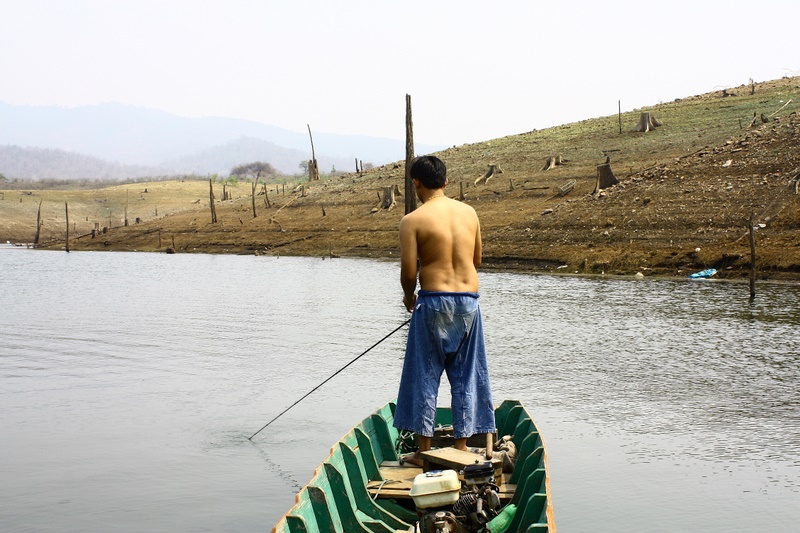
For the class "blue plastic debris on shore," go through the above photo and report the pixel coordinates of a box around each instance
[689,268,717,279]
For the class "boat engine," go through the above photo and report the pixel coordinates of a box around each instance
[411,463,501,533]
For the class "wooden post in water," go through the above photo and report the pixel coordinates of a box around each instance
[65,201,70,252]
[748,212,757,299]
[404,94,417,214]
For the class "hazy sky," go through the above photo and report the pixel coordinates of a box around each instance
[2,0,798,146]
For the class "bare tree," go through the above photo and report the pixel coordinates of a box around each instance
[209,178,217,223]
[231,161,277,178]
[307,125,320,181]
[404,94,417,214]
[33,200,43,246]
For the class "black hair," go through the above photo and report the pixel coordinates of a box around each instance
[410,155,447,189]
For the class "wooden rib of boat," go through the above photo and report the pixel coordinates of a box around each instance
[271,399,555,533]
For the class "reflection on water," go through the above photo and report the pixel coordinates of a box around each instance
[1,246,798,532]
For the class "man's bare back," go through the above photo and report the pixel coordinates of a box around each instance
[394,155,494,457]
[400,189,482,312]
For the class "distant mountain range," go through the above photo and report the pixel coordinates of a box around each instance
[0,102,445,179]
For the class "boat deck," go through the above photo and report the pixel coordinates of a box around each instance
[367,447,516,502]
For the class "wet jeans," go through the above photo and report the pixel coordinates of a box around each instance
[394,291,495,439]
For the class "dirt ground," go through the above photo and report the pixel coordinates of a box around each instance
[7,78,800,281]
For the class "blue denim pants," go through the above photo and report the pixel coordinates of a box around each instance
[394,291,495,439]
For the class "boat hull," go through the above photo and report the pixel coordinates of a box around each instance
[271,399,555,532]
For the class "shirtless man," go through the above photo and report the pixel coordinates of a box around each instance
[393,155,495,460]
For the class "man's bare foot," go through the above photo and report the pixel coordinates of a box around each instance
[400,452,425,467]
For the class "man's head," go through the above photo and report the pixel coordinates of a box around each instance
[410,155,447,189]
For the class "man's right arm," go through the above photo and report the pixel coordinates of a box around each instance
[399,216,419,312]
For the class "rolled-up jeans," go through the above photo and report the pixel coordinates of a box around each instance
[394,291,495,439]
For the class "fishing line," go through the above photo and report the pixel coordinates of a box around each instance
[246,437,303,492]
[248,318,411,440]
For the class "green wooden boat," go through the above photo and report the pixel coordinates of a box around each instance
[271,399,555,533]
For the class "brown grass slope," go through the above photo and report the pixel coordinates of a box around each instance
[5,77,799,280]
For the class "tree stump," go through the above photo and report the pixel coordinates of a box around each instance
[594,163,619,193]
[633,112,662,132]
[540,155,564,171]
[380,184,402,210]
[474,164,503,185]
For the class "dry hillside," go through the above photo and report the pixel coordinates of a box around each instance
[4,77,799,280]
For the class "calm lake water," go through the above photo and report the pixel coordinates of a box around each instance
[1,246,798,532]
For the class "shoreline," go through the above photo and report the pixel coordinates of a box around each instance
[12,243,800,285]
[5,78,799,281]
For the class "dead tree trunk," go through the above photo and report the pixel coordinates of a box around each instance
[474,164,503,185]
[251,179,258,218]
[33,199,42,246]
[541,155,563,171]
[209,178,217,223]
[263,184,271,208]
[404,94,417,214]
[307,124,320,181]
[749,212,757,299]
[64,201,70,253]
[594,163,619,193]
[633,112,662,132]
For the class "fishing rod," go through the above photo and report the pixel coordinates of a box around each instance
[248,318,411,440]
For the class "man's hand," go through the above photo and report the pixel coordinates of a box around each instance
[403,292,417,313]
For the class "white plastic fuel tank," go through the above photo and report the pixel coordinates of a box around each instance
[408,469,461,509]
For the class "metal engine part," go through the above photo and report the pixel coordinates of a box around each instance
[417,510,462,533]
